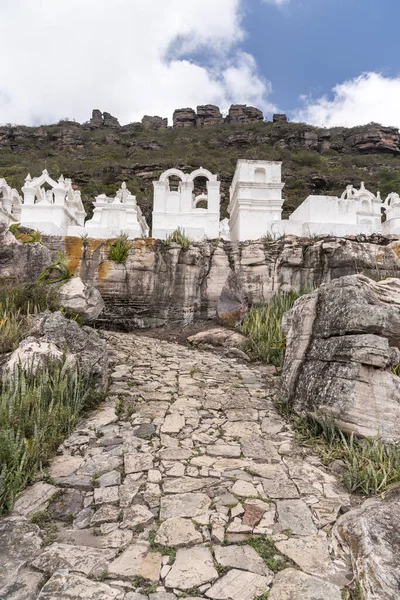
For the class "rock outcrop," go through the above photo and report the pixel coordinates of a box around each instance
[282,274,400,441]
[141,115,168,130]
[5,310,108,390]
[273,114,288,123]
[173,108,197,128]
[335,487,400,600]
[89,109,120,128]
[0,223,53,282]
[44,235,400,331]
[57,276,104,323]
[196,104,223,126]
[226,104,264,124]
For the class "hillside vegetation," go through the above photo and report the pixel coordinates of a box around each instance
[2,119,400,224]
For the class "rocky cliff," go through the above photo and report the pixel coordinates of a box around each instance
[35,235,400,330]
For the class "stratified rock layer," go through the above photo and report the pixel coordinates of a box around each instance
[37,235,400,330]
[283,274,400,441]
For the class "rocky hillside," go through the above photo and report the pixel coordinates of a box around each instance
[2,104,400,224]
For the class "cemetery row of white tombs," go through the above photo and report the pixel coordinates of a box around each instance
[1,159,400,241]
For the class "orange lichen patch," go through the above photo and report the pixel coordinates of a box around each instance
[376,251,384,263]
[98,259,111,281]
[15,232,42,243]
[63,236,83,274]
[390,242,400,259]
[88,239,104,253]
[133,238,156,249]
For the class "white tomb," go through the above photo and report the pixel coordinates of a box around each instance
[0,178,22,226]
[152,167,221,240]
[20,170,86,235]
[73,182,149,239]
[228,160,285,241]
[279,182,383,237]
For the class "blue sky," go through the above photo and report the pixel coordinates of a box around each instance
[1,0,399,127]
[243,0,399,117]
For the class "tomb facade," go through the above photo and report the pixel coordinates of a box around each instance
[20,170,86,236]
[71,182,149,239]
[152,167,221,240]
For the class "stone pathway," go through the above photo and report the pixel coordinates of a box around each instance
[1,332,353,600]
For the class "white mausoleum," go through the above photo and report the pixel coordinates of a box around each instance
[70,182,149,239]
[20,170,86,236]
[0,178,22,225]
[228,160,285,241]
[152,167,221,240]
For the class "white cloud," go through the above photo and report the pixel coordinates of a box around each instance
[0,0,275,125]
[261,0,290,5]
[295,72,400,128]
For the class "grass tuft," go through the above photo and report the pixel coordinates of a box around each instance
[238,290,306,368]
[107,233,130,263]
[164,227,192,249]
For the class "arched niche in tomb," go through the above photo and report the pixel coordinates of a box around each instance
[254,167,266,183]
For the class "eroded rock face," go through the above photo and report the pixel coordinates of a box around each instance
[58,276,104,322]
[173,108,197,128]
[0,223,53,282]
[142,115,168,130]
[45,235,400,331]
[196,105,223,126]
[283,274,400,441]
[226,104,264,123]
[335,488,400,600]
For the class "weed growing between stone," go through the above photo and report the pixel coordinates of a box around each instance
[277,404,400,496]
[0,362,101,513]
[238,290,305,367]
[223,536,290,573]
[164,227,193,249]
[106,233,131,263]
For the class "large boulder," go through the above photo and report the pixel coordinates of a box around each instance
[334,487,400,600]
[58,277,104,323]
[5,311,108,391]
[217,271,248,327]
[0,223,53,282]
[282,274,400,441]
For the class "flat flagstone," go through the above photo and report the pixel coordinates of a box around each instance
[161,413,185,433]
[31,543,115,576]
[121,504,155,529]
[108,542,161,581]
[124,452,153,473]
[154,517,203,547]
[160,492,211,520]
[214,545,272,576]
[231,480,259,498]
[205,569,272,599]
[94,485,120,505]
[276,500,317,536]
[13,482,58,517]
[206,444,241,457]
[37,572,122,599]
[165,546,218,590]
[276,532,335,579]
[162,477,213,494]
[268,568,342,600]
[49,455,84,478]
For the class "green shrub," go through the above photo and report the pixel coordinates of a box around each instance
[0,361,99,513]
[164,227,192,249]
[107,233,130,263]
[238,290,305,367]
[282,410,400,496]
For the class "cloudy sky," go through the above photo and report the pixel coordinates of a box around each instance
[0,0,399,128]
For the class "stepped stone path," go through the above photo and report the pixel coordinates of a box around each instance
[1,332,353,600]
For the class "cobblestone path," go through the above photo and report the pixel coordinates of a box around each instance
[1,332,352,600]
